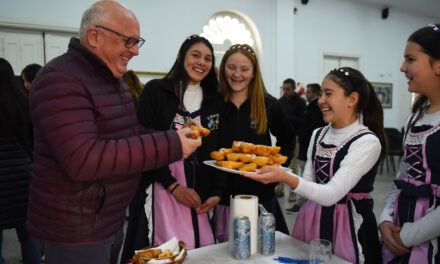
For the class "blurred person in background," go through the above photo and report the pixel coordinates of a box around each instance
[0,57,40,264]
[21,63,42,92]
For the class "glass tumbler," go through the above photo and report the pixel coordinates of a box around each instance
[309,238,332,264]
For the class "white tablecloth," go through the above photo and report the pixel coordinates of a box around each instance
[185,231,350,263]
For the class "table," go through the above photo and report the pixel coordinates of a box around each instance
[185,231,350,263]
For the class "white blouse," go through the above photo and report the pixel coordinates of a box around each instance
[183,84,203,113]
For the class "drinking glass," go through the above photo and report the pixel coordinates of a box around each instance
[309,238,332,264]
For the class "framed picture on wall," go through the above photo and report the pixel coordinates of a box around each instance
[372,82,392,108]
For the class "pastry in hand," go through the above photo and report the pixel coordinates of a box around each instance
[190,125,211,138]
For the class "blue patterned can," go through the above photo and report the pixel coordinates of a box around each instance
[233,216,251,259]
[258,212,275,255]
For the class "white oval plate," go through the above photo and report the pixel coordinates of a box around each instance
[203,160,292,175]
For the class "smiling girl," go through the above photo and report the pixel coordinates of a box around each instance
[379,23,440,264]
[213,44,295,242]
[120,35,224,261]
[242,67,387,263]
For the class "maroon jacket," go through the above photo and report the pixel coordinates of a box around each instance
[26,38,182,244]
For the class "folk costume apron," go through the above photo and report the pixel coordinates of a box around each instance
[292,126,382,264]
[146,110,215,250]
[383,115,440,264]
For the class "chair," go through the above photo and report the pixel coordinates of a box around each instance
[383,129,404,173]
[384,127,401,135]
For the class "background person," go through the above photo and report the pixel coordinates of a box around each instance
[286,83,327,214]
[0,58,40,264]
[21,64,42,92]
[242,67,388,263]
[379,23,440,264]
[278,78,306,200]
[122,69,143,108]
[26,2,201,264]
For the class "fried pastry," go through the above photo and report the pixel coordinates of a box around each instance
[269,146,281,155]
[239,163,257,172]
[219,148,234,154]
[270,154,288,165]
[217,160,244,170]
[226,153,241,161]
[139,248,162,259]
[251,156,270,166]
[253,145,270,156]
[190,125,211,138]
[210,151,225,161]
[240,142,256,153]
[190,129,200,139]
[232,141,244,152]
[158,249,173,258]
[237,153,256,163]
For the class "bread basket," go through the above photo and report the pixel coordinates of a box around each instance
[131,241,187,264]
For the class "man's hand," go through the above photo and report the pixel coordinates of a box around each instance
[379,221,410,256]
[176,127,201,159]
[196,196,221,214]
[171,185,202,209]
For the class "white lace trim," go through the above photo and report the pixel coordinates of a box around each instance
[350,199,365,264]
[406,123,440,146]
[315,127,369,159]
[145,184,153,244]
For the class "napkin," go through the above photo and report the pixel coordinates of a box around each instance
[229,194,259,255]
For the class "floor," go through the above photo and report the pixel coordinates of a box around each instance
[1,165,396,263]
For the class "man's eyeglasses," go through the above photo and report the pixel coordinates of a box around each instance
[95,25,145,48]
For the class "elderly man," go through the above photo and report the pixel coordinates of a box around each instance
[26,1,201,263]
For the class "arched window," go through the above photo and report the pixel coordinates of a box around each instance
[200,11,262,67]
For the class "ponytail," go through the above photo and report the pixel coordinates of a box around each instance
[406,95,429,136]
[362,83,388,163]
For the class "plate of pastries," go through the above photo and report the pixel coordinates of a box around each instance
[130,237,187,264]
[204,141,291,174]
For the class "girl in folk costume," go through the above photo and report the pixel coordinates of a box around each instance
[242,67,387,264]
[121,35,224,261]
[379,23,440,264]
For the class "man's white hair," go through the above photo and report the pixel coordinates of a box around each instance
[79,3,107,40]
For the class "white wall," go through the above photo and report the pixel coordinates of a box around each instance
[291,0,431,129]
[0,0,434,128]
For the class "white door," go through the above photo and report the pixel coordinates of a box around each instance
[322,55,359,80]
[44,33,72,63]
[0,29,44,74]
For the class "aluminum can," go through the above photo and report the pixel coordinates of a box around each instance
[258,212,275,255]
[233,216,251,259]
